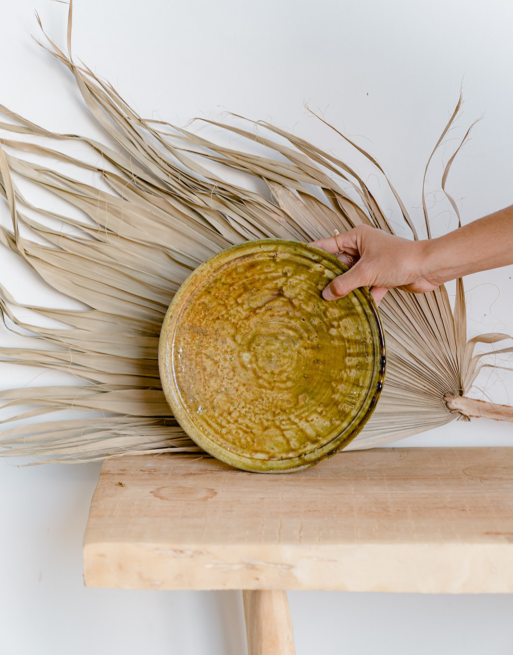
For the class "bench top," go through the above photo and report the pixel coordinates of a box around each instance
[83,447,513,592]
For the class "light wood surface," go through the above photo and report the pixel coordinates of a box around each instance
[243,591,295,655]
[84,448,513,593]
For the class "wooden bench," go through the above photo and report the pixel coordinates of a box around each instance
[83,448,513,654]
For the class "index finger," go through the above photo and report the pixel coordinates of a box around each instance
[310,231,359,255]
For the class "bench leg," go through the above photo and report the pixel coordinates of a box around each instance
[243,590,296,655]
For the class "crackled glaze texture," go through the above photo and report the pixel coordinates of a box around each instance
[159,240,385,472]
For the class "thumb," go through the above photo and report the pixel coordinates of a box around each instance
[322,263,369,301]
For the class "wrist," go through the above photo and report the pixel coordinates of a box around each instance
[413,238,437,282]
[415,234,455,287]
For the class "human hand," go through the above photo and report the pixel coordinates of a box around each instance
[310,225,437,305]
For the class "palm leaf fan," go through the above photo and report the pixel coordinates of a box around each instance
[0,10,511,463]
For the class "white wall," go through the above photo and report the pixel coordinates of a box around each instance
[1,1,512,653]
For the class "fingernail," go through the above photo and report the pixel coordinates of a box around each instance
[323,286,336,301]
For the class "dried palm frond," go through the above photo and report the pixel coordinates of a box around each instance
[0,6,511,462]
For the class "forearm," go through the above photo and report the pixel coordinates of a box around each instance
[420,206,513,286]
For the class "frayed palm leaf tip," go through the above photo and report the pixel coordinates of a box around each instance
[0,3,511,463]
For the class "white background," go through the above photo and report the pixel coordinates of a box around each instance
[1,1,513,653]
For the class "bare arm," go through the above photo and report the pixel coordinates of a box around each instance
[310,206,513,304]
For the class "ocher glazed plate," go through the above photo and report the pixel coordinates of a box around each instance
[159,240,385,473]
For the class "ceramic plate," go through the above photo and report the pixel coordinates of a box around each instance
[159,240,385,472]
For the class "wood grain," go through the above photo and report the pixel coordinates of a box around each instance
[84,448,513,592]
[243,591,295,655]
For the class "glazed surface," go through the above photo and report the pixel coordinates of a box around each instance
[170,243,379,463]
